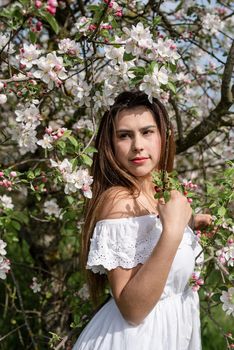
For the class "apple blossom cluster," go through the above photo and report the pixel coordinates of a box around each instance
[18,43,42,70]
[43,198,63,219]
[190,270,204,292]
[37,127,67,150]
[77,283,90,300]
[220,287,234,317]
[0,171,17,192]
[34,0,58,15]
[65,74,92,107]
[93,22,180,105]
[201,13,224,36]
[12,102,41,155]
[103,0,122,17]
[0,194,14,209]
[33,52,67,89]
[50,159,93,198]
[30,276,42,293]
[216,238,234,267]
[0,33,15,54]
[73,118,94,133]
[0,240,11,280]
[58,39,80,56]
[0,82,7,105]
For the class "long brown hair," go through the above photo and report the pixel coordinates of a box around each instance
[81,90,176,305]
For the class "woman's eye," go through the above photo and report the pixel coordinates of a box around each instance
[143,130,154,135]
[119,133,130,139]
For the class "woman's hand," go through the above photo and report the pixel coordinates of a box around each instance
[193,213,213,230]
[157,190,192,241]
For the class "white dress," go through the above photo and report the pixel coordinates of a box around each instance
[72,214,203,350]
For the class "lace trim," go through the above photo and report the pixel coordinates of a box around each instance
[87,219,198,275]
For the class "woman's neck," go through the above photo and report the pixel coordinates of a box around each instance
[136,175,155,198]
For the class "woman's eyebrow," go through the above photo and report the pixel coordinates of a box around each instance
[116,125,157,133]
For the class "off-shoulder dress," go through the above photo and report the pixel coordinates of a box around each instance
[72,214,203,350]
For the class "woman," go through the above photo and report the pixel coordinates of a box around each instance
[72,90,211,350]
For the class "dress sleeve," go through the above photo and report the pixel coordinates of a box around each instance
[86,217,159,274]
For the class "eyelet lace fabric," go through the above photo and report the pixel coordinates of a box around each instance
[73,214,203,350]
[87,215,199,275]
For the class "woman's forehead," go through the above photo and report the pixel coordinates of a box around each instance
[115,106,157,127]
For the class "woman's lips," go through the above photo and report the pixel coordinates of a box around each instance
[131,157,149,164]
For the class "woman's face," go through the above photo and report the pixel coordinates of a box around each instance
[113,106,161,179]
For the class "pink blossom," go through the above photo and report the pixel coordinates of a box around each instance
[88,24,97,31]
[46,5,56,15]
[35,0,42,8]
[10,171,17,177]
[115,9,123,17]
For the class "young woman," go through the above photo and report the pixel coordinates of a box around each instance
[72,90,211,350]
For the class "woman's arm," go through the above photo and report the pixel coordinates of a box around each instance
[100,189,192,325]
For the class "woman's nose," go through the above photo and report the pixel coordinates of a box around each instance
[132,135,144,151]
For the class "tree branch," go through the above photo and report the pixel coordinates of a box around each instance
[169,95,183,143]
[176,40,234,153]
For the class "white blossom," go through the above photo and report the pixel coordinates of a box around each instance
[139,65,168,102]
[123,22,153,56]
[63,169,93,197]
[0,195,14,209]
[58,38,80,56]
[104,38,125,64]
[151,38,180,64]
[220,287,234,317]
[50,158,73,173]
[33,52,67,90]
[30,277,41,293]
[0,257,11,280]
[0,94,7,104]
[202,13,224,35]
[216,239,234,267]
[0,240,7,256]
[73,118,94,132]
[73,16,90,34]
[76,80,92,107]
[37,134,54,149]
[43,199,63,218]
[77,283,90,300]
[0,33,15,53]
[15,104,41,129]
[17,127,39,155]
[19,44,42,69]
[51,159,93,197]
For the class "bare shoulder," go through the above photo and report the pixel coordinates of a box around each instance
[96,186,142,221]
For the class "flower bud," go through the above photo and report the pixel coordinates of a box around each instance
[35,0,42,8]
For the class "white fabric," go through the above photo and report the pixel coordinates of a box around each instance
[72,214,202,350]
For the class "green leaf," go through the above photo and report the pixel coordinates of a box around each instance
[80,154,93,167]
[148,61,157,74]
[152,16,161,27]
[217,207,226,217]
[123,52,135,62]
[19,0,30,5]
[68,135,79,148]
[57,140,66,149]
[27,170,35,179]
[163,191,170,203]
[29,30,37,44]
[38,10,60,34]
[84,146,98,154]
[167,81,177,94]
[11,220,21,230]
[67,196,75,205]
